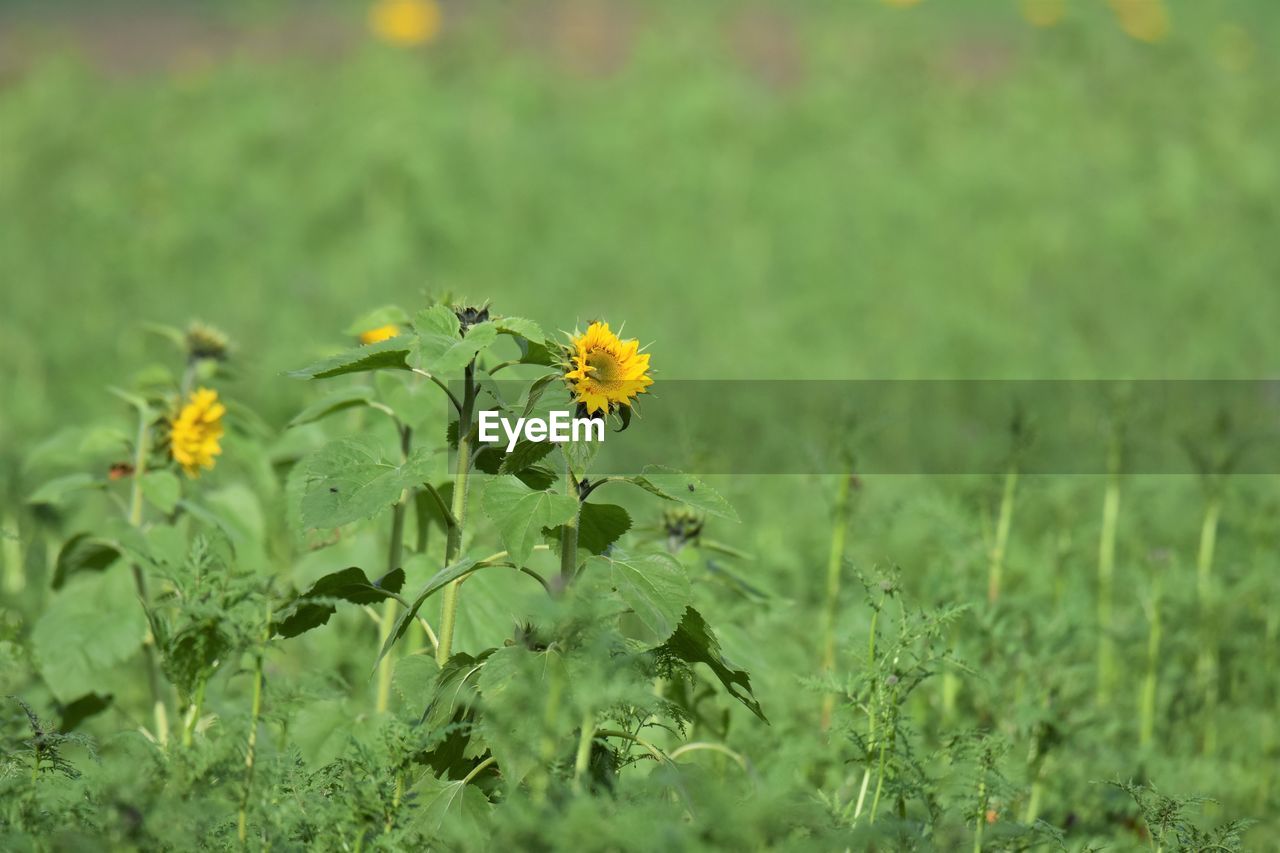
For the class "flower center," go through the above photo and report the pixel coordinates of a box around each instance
[586,351,621,383]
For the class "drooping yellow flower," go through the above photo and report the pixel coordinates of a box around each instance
[1108,0,1170,44]
[369,0,441,47]
[563,322,653,415]
[359,324,400,345]
[1021,0,1065,28]
[171,388,225,478]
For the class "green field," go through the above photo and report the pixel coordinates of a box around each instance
[2,2,1278,849]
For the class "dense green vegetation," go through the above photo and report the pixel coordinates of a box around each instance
[1,2,1277,849]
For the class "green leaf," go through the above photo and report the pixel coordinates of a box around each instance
[573,502,631,555]
[28,473,99,507]
[392,654,440,709]
[659,607,766,721]
[51,533,122,590]
[287,336,414,380]
[424,650,492,730]
[413,305,499,376]
[594,550,691,643]
[288,387,375,428]
[410,771,492,837]
[519,373,560,419]
[497,439,556,475]
[343,305,411,336]
[32,570,148,702]
[58,692,114,732]
[373,556,480,671]
[274,566,406,639]
[481,478,578,566]
[628,466,739,522]
[519,339,559,367]
[494,316,545,342]
[299,436,435,529]
[140,470,181,514]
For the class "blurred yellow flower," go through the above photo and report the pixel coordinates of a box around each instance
[564,322,653,415]
[1020,0,1065,28]
[359,324,400,345]
[1108,0,1170,44]
[171,388,225,478]
[369,0,441,47]
[1214,23,1255,74]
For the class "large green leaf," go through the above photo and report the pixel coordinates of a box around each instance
[627,466,739,522]
[574,502,631,555]
[373,556,480,671]
[413,305,499,377]
[28,473,100,507]
[139,470,181,515]
[299,436,434,529]
[32,570,148,702]
[659,607,766,721]
[287,336,414,380]
[409,771,493,837]
[481,478,578,566]
[494,316,545,343]
[51,533,122,590]
[594,550,691,643]
[273,566,406,639]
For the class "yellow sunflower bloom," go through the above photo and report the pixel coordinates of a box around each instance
[369,0,441,47]
[171,388,225,478]
[563,322,653,415]
[1108,0,1170,44]
[359,324,400,345]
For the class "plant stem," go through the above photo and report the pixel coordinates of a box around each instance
[988,466,1017,604]
[851,596,882,827]
[572,709,595,792]
[974,776,987,853]
[1139,575,1161,750]
[376,426,412,712]
[1096,441,1121,708]
[820,473,854,732]
[2,512,23,595]
[182,676,207,748]
[239,601,270,847]
[126,406,168,746]
[1196,490,1221,756]
[560,470,581,586]
[436,366,475,667]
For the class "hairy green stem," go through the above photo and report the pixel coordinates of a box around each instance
[126,407,168,746]
[820,474,854,732]
[182,676,207,748]
[376,426,412,712]
[1139,576,1162,750]
[572,710,595,791]
[1196,492,1221,756]
[560,471,581,586]
[436,367,475,667]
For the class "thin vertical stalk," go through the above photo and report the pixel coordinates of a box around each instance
[820,474,854,732]
[1139,575,1161,750]
[850,596,882,827]
[376,425,412,712]
[988,467,1017,604]
[182,677,207,748]
[1096,440,1121,707]
[239,601,270,847]
[126,407,168,745]
[1196,491,1221,756]
[572,709,595,792]
[974,775,987,853]
[436,365,475,667]
[2,512,23,595]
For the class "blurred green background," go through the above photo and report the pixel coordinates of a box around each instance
[2,0,1277,479]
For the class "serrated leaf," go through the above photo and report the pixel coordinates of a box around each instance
[392,654,440,710]
[482,478,578,566]
[575,502,631,555]
[299,437,435,529]
[424,650,493,730]
[373,557,480,671]
[659,607,765,721]
[52,533,122,590]
[28,473,100,507]
[497,439,556,475]
[628,466,739,522]
[410,771,493,836]
[288,336,414,380]
[32,570,148,702]
[273,566,406,639]
[595,550,691,643]
[495,316,545,342]
[139,470,181,514]
[413,306,499,377]
[288,387,374,428]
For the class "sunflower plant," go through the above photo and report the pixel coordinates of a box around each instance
[278,299,763,808]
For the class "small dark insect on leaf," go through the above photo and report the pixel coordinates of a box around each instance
[329,487,339,493]
[687,484,695,492]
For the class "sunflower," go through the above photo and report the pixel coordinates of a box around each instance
[369,0,441,47]
[170,388,226,478]
[359,324,400,345]
[563,322,653,415]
